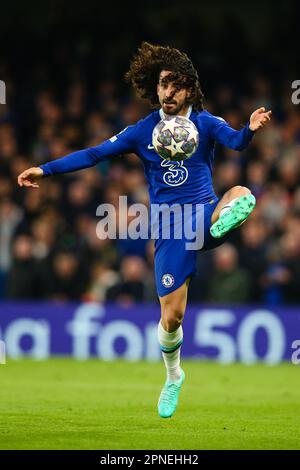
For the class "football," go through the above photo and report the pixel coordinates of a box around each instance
[152,116,199,161]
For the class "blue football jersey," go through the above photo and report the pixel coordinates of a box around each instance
[40,107,255,205]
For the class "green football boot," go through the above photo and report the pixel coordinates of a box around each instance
[158,368,185,418]
[210,194,256,239]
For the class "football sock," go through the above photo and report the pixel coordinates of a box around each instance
[158,321,183,383]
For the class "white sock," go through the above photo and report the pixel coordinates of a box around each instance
[158,321,183,383]
[219,197,239,217]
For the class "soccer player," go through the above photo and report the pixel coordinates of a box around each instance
[17,42,271,418]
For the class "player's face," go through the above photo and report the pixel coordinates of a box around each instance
[157,70,191,116]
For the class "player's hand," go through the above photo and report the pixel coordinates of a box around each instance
[17,167,44,188]
[249,107,272,131]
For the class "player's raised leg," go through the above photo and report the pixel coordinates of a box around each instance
[210,185,256,239]
[157,278,190,418]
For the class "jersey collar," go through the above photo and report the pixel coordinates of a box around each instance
[159,105,193,120]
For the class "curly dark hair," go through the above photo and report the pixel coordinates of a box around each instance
[125,42,204,111]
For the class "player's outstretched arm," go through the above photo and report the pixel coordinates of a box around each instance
[17,123,139,188]
[210,106,272,151]
[17,146,104,189]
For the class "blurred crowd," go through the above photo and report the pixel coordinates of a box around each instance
[0,59,300,305]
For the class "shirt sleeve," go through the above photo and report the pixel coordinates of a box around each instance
[39,124,138,176]
[208,115,255,151]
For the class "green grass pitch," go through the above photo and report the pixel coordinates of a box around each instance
[1,358,300,450]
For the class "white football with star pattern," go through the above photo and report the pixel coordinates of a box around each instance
[152,116,199,161]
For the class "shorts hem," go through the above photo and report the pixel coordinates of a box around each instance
[157,270,196,298]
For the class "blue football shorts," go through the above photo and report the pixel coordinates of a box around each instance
[154,198,231,297]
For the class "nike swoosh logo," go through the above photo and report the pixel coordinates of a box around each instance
[147,144,154,150]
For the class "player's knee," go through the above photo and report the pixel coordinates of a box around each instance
[161,305,184,332]
[241,186,251,195]
[231,185,251,197]
[164,316,183,332]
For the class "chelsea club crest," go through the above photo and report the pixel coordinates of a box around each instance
[162,273,175,288]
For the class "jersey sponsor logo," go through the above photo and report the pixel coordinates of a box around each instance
[161,159,188,187]
[147,144,154,150]
[162,273,175,288]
